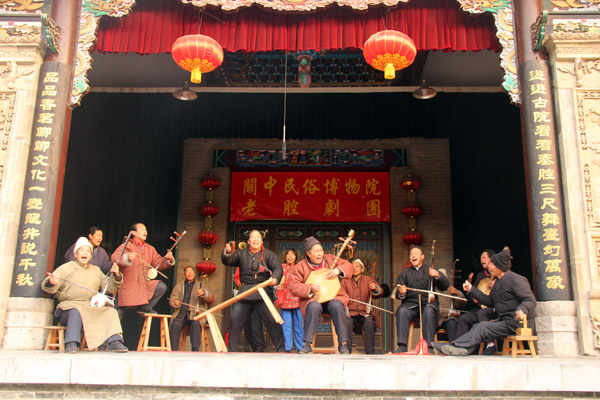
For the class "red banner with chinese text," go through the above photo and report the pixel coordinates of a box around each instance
[230,172,390,222]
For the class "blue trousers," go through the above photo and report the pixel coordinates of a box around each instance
[281,308,304,351]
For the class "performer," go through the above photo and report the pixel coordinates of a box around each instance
[433,248,536,356]
[275,248,304,352]
[454,249,499,354]
[221,230,284,352]
[394,246,449,354]
[169,266,214,351]
[64,227,113,274]
[288,236,353,354]
[111,223,174,316]
[42,237,127,353]
[342,259,383,354]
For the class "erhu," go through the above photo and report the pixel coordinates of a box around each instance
[147,230,187,280]
[90,230,133,307]
[427,240,437,303]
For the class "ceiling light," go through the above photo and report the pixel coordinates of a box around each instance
[173,81,197,101]
[413,79,437,100]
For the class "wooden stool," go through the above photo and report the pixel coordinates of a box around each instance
[178,323,211,352]
[44,326,66,352]
[407,318,419,351]
[502,335,537,357]
[312,316,339,354]
[137,313,172,352]
[433,328,448,355]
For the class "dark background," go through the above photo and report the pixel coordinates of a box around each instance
[58,91,529,348]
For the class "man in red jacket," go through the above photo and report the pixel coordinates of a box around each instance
[288,236,353,354]
[341,259,383,354]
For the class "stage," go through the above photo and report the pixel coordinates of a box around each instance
[0,350,599,399]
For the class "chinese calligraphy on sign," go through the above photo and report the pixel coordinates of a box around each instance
[520,60,571,301]
[230,172,390,222]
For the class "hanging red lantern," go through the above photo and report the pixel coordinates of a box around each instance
[198,229,218,246]
[201,174,221,191]
[363,30,416,80]
[402,204,423,218]
[403,231,423,246]
[196,260,217,276]
[199,202,220,217]
[400,174,421,191]
[172,34,224,84]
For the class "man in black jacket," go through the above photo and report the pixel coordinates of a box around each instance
[433,248,536,356]
[222,230,284,352]
[395,246,449,354]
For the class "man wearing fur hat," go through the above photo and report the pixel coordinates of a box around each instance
[42,237,127,353]
[433,248,536,356]
[169,266,214,351]
[288,236,354,354]
[341,259,383,354]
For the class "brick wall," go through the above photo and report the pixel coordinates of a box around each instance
[179,138,452,346]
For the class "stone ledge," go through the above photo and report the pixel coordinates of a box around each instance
[1,351,600,393]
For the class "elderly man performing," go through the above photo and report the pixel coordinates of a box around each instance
[433,248,536,356]
[42,237,127,353]
[288,236,353,354]
[341,259,383,354]
[169,266,214,351]
[112,223,175,315]
[394,245,449,354]
[221,230,284,352]
[64,226,113,274]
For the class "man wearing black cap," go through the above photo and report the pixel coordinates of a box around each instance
[288,236,354,354]
[433,248,536,356]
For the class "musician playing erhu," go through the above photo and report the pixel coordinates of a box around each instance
[288,236,353,354]
[394,245,449,354]
[221,230,285,352]
[433,248,536,356]
[341,259,383,354]
[111,223,175,316]
[169,266,214,351]
[42,237,127,353]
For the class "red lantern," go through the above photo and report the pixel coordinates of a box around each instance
[363,30,416,80]
[172,34,224,84]
[198,229,218,246]
[201,174,221,191]
[196,260,217,276]
[401,174,421,191]
[403,231,423,246]
[402,204,423,218]
[199,202,219,217]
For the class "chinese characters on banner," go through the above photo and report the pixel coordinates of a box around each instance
[11,62,70,298]
[230,172,390,222]
[520,60,572,301]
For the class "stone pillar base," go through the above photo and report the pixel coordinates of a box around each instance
[535,300,579,356]
[2,297,54,350]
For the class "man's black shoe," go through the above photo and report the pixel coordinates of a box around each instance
[394,345,407,353]
[338,343,350,355]
[482,345,497,355]
[298,343,312,354]
[138,304,156,314]
[65,342,79,353]
[108,341,128,352]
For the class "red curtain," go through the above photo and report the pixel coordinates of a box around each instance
[94,0,499,54]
